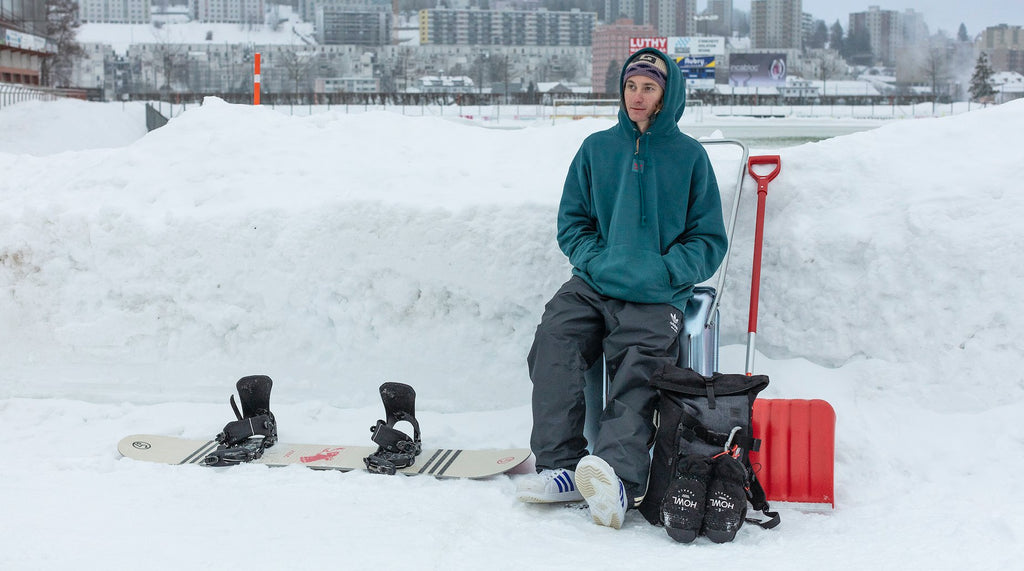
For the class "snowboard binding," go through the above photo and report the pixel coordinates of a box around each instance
[364,382,422,475]
[204,375,278,467]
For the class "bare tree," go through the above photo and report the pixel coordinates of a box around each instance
[40,0,85,87]
[922,48,949,111]
[146,27,190,97]
[278,49,314,95]
[815,50,845,100]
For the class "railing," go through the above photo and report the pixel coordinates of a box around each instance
[552,98,620,122]
[0,83,88,110]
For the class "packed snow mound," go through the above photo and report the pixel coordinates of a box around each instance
[1,98,1022,412]
[0,99,147,155]
[741,100,1024,409]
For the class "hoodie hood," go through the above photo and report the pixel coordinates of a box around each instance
[619,48,686,135]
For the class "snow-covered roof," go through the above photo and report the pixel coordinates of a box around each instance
[990,71,1024,87]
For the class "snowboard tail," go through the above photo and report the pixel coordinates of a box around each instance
[118,434,531,479]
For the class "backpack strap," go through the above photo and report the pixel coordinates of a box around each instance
[744,471,781,529]
[677,410,761,453]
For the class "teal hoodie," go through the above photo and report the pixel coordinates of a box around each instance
[557,48,728,311]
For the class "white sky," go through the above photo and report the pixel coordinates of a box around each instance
[729,1,1023,36]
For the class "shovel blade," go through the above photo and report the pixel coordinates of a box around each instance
[751,398,836,507]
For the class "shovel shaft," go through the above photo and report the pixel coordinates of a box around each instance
[745,155,781,374]
[748,186,768,335]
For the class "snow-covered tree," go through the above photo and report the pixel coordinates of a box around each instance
[969,52,996,102]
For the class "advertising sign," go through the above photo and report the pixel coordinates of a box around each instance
[674,56,716,89]
[3,29,50,53]
[629,37,668,54]
[667,37,725,56]
[728,53,787,87]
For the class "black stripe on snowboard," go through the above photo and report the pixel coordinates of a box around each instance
[180,441,219,465]
[436,450,462,476]
[418,449,448,474]
[417,449,464,476]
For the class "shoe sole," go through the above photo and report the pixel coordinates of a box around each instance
[515,492,584,504]
[576,459,624,530]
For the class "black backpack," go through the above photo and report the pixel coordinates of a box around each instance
[639,365,781,533]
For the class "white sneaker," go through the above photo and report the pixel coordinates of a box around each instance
[575,455,628,529]
[515,468,584,503]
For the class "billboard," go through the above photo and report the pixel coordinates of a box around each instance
[674,56,716,89]
[2,28,51,53]
[629,37,668,54]
[667,37,725,56]
[728,53,787,87]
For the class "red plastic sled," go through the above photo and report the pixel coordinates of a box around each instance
[750,398,836,508]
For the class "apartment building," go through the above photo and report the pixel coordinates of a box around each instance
[418,7,595,47]
[191,0,265,25]
[299,0,391,26]
[749,0,802,49]
[980,24,1023,74]
[705,0,733,37]
[604,1,698,37]
[79,0,151,24]
[317,3,392,45]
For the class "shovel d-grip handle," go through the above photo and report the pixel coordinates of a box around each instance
[748,155,781,193]
[744,155,781,375]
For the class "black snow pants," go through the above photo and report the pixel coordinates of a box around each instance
[527,276,682,504]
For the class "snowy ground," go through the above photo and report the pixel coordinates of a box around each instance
[1,98,1022,569]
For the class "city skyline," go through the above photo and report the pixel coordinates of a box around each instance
[730,1,1020,36]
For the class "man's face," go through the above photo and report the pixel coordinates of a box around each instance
[623,76,664,132]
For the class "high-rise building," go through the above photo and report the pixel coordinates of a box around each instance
[706,0,733,37]
[849,6,928,67]
[980,24,1024,74]
[750,0,802,49]
[604,1,697,37]
[848,6,901,66]
[591,18,658,94]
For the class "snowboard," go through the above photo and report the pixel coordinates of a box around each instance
[118,434,532,479]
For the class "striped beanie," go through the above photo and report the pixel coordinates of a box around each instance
[623,52,668,91]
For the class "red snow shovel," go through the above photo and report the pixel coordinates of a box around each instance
[742,155,837,509]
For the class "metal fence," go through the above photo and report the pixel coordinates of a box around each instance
[0,83,89,110]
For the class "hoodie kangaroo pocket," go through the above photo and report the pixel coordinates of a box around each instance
[587,247,671,302]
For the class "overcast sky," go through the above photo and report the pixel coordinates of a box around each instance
[729,1,1022,36]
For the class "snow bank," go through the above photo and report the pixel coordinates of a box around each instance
[3,98,1022,411]
[1,97,1023,570]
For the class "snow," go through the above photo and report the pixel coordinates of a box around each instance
[1,97,1023,569]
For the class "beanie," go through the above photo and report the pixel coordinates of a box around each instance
[623,52,668,91]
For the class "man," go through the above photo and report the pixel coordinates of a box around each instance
[516,48,728,529]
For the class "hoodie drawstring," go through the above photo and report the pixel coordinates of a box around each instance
[635,132,648,225]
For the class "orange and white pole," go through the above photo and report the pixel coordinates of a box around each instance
[253,52,261,105]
